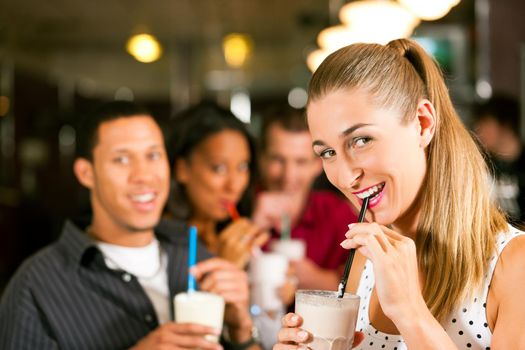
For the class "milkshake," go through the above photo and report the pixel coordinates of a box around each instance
[249,252,288,312]
[174,291,225,342]
[295,290,360,350]
[270,239,306,261]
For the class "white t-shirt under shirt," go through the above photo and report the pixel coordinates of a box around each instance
[96,238,170,324]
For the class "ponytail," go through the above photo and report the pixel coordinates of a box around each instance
[309,39,507,322]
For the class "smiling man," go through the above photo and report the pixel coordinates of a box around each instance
[0,102,258,350]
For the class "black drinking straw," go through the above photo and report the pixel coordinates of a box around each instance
[337,196,369,298]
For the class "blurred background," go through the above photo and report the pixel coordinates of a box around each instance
[0,0,524,290]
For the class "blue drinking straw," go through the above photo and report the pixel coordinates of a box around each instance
[188,225,197,293]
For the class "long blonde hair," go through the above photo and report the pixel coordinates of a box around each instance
[308,39,507,322]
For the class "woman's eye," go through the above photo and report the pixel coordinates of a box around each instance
[319,149,336,159]
[212,164,227,174]
[352,137,372,148]
[238,161,250,172]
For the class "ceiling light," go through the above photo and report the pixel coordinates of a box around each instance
[398,0,457,20]
[306,49,331,72]
[317,25,359,51]
[223,33,253,68]
[339,0,420,42]
[288,87,308,109]
[126,33,162,63]
[230,90,251,123]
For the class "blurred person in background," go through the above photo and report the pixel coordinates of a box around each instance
[253,104,358,294]
[0,101,259,350]
[168,102,274,349]
[168,102,269,269]
[473,93,525,223]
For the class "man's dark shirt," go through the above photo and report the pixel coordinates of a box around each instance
[0,219,212,349]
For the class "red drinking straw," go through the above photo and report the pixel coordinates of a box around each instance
[227,202,240,221]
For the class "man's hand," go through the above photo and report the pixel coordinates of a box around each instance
[191,258,254,343]
[278,265,298,306]
[131,322,222,350]
[252,192,303,232]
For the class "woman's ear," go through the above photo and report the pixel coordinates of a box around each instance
[73,158,94,189]
[416,99,436,148]
[174,158,189,184]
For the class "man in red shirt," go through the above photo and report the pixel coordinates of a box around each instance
[253,104,358,293]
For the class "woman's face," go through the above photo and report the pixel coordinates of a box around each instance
[307,89,432,229]
[176,129,251,222]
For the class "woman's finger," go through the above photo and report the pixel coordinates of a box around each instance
[282,313,303,327]
[341,230,388,261]
[352,331,365,348]
[220,219,252,242]
[251,229,270,248]
[277,327,311,344]
[344,223,396,251]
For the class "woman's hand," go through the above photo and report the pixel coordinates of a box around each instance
[340,222,426,324]
[218,218,269,268]
[274,313,364,350]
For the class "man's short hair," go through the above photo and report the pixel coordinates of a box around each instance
[260,104,307,151]
[75,101,152,161]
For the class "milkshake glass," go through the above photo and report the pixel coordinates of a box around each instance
[249,252,288,312]
[295,290,360,350]
[174,291,225,342]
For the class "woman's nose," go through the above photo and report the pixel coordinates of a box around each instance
[336,159,362,191]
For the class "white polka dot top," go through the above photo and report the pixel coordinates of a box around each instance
[354,224,524,350]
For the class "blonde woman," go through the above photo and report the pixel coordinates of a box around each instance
[274,39,525,349]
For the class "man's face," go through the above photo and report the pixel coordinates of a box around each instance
[75,116,170,235]
[260,123,321,196]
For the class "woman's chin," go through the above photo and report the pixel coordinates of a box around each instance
[214,211,231,222]
[368,211,395,227]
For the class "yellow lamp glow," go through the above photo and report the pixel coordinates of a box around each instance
[306,49,331,72]
[399,0,457,21]
[223,33,253,68]
[317,25,359,51]
[126,34,162,63]
[339,0,419,42]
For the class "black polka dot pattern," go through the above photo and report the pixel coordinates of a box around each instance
[352,225,524,350]
[440,228,523,350]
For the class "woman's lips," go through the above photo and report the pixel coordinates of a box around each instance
[354,182,386,209]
